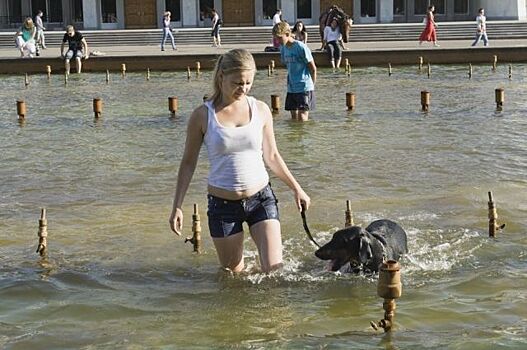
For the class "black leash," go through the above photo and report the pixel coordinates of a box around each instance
[301,203,322,248]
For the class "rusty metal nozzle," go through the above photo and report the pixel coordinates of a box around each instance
[488,191,505,237]
[371,260,402,332]
[36,208,48,257]
[185,203,202,253]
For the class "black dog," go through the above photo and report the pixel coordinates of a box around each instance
[314,219,408,272]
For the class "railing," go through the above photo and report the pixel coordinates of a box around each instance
[0,15,69,30]
[0,15,25,29]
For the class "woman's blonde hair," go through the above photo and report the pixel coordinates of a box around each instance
[210,49,256,104]
[23,17,34,29]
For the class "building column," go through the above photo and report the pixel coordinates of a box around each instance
[281,0,296,24]
[479,0,526,19]
[116,0,125,29]
[182,0,197,27]
[378,0,393,23]
[520,0,527,19]
[82,0,99,29]
[21,0,31,17]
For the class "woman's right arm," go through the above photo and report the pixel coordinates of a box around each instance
[169,106,206,235]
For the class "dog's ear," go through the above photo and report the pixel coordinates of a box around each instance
[358,233,372,264]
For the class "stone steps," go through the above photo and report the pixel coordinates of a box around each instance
[2,21,526,48]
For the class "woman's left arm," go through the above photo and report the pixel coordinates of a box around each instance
[259,101,311,210]
[430,13,437,27]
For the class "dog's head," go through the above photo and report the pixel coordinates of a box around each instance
[314,226,374,271]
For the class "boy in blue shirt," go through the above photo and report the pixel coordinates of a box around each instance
[273,21,317,121]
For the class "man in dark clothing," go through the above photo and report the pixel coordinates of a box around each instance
[60,25,89,74]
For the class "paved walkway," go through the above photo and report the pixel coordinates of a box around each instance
[2,39,527,59]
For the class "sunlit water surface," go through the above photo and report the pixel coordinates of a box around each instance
[1,64,526,349]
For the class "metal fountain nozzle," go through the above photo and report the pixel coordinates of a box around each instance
[371,260,402,332]
[185,204,202,253]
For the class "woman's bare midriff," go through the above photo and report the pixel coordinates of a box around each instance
[208,181,269,201]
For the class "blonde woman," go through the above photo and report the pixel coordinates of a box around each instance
[169,49,310,273]
[15,17,36,58]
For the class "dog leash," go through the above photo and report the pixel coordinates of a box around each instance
[300,203,322,248]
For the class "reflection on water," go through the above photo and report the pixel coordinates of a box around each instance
[1,65,526,348]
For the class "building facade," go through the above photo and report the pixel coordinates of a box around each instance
[1,0,526,30]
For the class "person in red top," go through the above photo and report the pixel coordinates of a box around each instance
[419,5,439,47]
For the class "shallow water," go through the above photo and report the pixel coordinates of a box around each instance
[1,64,526,349]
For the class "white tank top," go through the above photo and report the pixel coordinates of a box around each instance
[203,96,269,191]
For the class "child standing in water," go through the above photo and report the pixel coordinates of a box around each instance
[273,21,317,121]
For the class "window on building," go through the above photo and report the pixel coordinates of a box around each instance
[48,0,63,23]
[454,0,469,14]
[8,0,22,23]
[166,0,181,21]
[414,0,427,14]
[393,0,405,15]
[199,0,214,21]
[415,0,445,15]
[360,0,376,17]
[263,0,278,20]
[73,0,83,22]
[297,0,312,19]
[31,0,46,18]
[434,0,445,14]
[101,0,116,23]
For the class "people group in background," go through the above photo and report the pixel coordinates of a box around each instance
[210,8,222,47]
[322,18,346,70]
[15,17,36,58]
[273,21,317,122]
[13,5,493,62]
[419,5,439,47]
[60,25,89,74]
[161,10,177,51]
[471,8,489,47]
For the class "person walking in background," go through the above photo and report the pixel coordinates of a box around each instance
[34,10,46,55]
[419,5,439,47]
[60,25,89,74]
[292,20,308,44]
[273,21,317,122]
[14,17,36,58]
[161,11,176,51]
[210,8,222,47]
[169,49,311,273]
[272,9,282,48]
[322,18,345,70]
[471,8,489,47]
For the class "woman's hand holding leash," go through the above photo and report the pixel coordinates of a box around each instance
[300,202,321,248]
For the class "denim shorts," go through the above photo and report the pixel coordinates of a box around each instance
[65,49,82,60]
[285,91,316,111]
[207,184,280,238]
